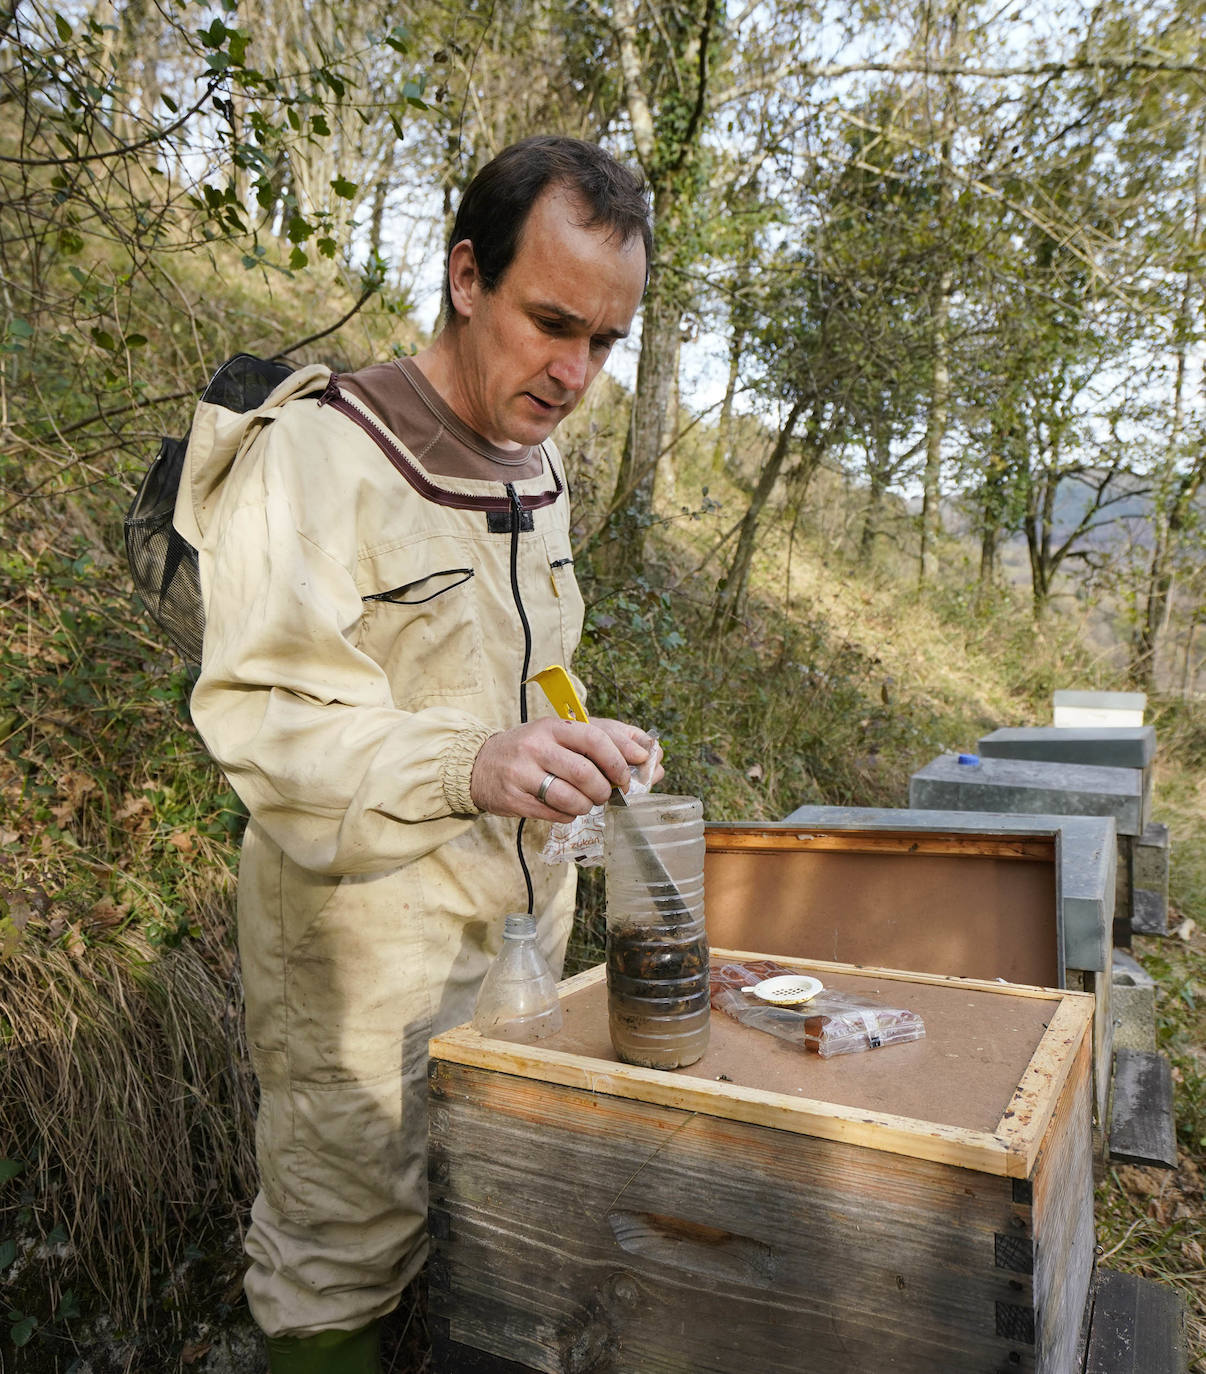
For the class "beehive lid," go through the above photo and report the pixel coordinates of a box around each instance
[978,725,1156,769]
[909,752,1144,835]
[429,952,1093,1180]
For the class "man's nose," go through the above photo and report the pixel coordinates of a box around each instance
[547,338,590,393]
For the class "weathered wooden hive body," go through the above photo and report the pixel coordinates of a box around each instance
[428,954,1096,1374]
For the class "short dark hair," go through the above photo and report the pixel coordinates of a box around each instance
[442,136,652,319]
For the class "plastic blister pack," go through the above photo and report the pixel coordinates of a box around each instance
[709,960,926,1058]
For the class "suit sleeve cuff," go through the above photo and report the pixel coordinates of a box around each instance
[442,723,496,815]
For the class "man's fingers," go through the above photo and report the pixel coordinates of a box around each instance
[545,733,622,803]
[546,719,632,792]
[587,717,654,766]
[531,771,593,819]
[470,716,660,819]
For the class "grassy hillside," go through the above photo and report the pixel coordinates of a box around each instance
[1,270,1203,1369]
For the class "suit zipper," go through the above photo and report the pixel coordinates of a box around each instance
[507,483,536,915]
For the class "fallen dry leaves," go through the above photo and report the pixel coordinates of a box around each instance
[50,769,99,826]
[114,793,154,833]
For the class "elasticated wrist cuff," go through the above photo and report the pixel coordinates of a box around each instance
[442,723,495,815]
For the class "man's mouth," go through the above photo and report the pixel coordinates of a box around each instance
[525,393,564,412]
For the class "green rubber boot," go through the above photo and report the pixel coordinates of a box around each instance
[264,1319,381,1374]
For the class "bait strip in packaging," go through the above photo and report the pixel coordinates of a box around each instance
[710,960,926,1058]
[538,737,663,867]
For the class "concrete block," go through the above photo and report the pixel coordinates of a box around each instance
[1138,820,1170,851]
[1132,889,1169,937]
[909,753,1146,836]
[1053,689,1146,727]
[1112,982,1158,1052]
[978,725,1156,770]
[1135,822,1171,899]
[1111,949,1154,989]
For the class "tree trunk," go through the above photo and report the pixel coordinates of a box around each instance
[860,428,891,560]
[978,521,997,586]
[1131,488,1203,689]
[714,329,743,471]
[918,265,951,584]
[597,245,682,574]
[710,399,805,633]
[369,179,389,262]
[784,454,825,615]
[598,0,717,575]
[1025,473,1057,619]
[713,248,754,471]
[662,325,684,505]
[1130,110,1205,688]
[977,440,1011,588]
[1182,612,1201,698]
[916,0,963,587]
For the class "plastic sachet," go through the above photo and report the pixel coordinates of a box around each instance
[538,736,664,867]
[709,960,926,1058]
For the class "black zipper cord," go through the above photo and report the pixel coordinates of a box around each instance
[507,483,536,915]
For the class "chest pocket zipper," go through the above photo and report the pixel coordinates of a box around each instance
[356,559,482,701]
[363,568,475,605]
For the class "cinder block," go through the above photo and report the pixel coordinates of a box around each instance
[1132,889,1168,937]
[1134,822,1171,899]
[1111,949,1154,989]
[1111,983,1158,1052]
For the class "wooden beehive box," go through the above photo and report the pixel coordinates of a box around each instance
[428,953,1096,1374]
[703,818,1114,1132]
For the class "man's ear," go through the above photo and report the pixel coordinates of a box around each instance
[447,239,480,320]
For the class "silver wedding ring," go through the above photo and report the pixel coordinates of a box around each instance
[536,772,557,804]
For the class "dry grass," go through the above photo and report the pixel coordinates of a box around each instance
[0,525,259,1348]
[0,914,255,1329]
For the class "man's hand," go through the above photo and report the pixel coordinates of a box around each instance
[470,717,663,820]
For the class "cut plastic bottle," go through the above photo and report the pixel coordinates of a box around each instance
[605,794,710,1069]
[472,913,564,1043]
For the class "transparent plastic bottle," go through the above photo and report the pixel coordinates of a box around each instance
[472,914,564,1043]
[604,794,710,1069]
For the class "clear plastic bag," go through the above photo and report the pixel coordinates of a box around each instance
[538,736,664,867]
[709,960,925,1058]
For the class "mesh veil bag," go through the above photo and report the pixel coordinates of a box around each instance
[124,354,294,665]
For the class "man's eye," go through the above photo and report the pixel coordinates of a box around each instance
[591,337,613,355]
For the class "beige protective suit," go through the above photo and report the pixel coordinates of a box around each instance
[175,366,581,1335]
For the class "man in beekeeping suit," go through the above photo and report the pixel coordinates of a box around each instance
[176,135,655,1371]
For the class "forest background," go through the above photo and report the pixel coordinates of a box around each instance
[1,0,1205,1368]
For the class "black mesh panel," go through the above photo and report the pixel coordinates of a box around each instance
[995,1300,1036,1344]
[123,354,294,664]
